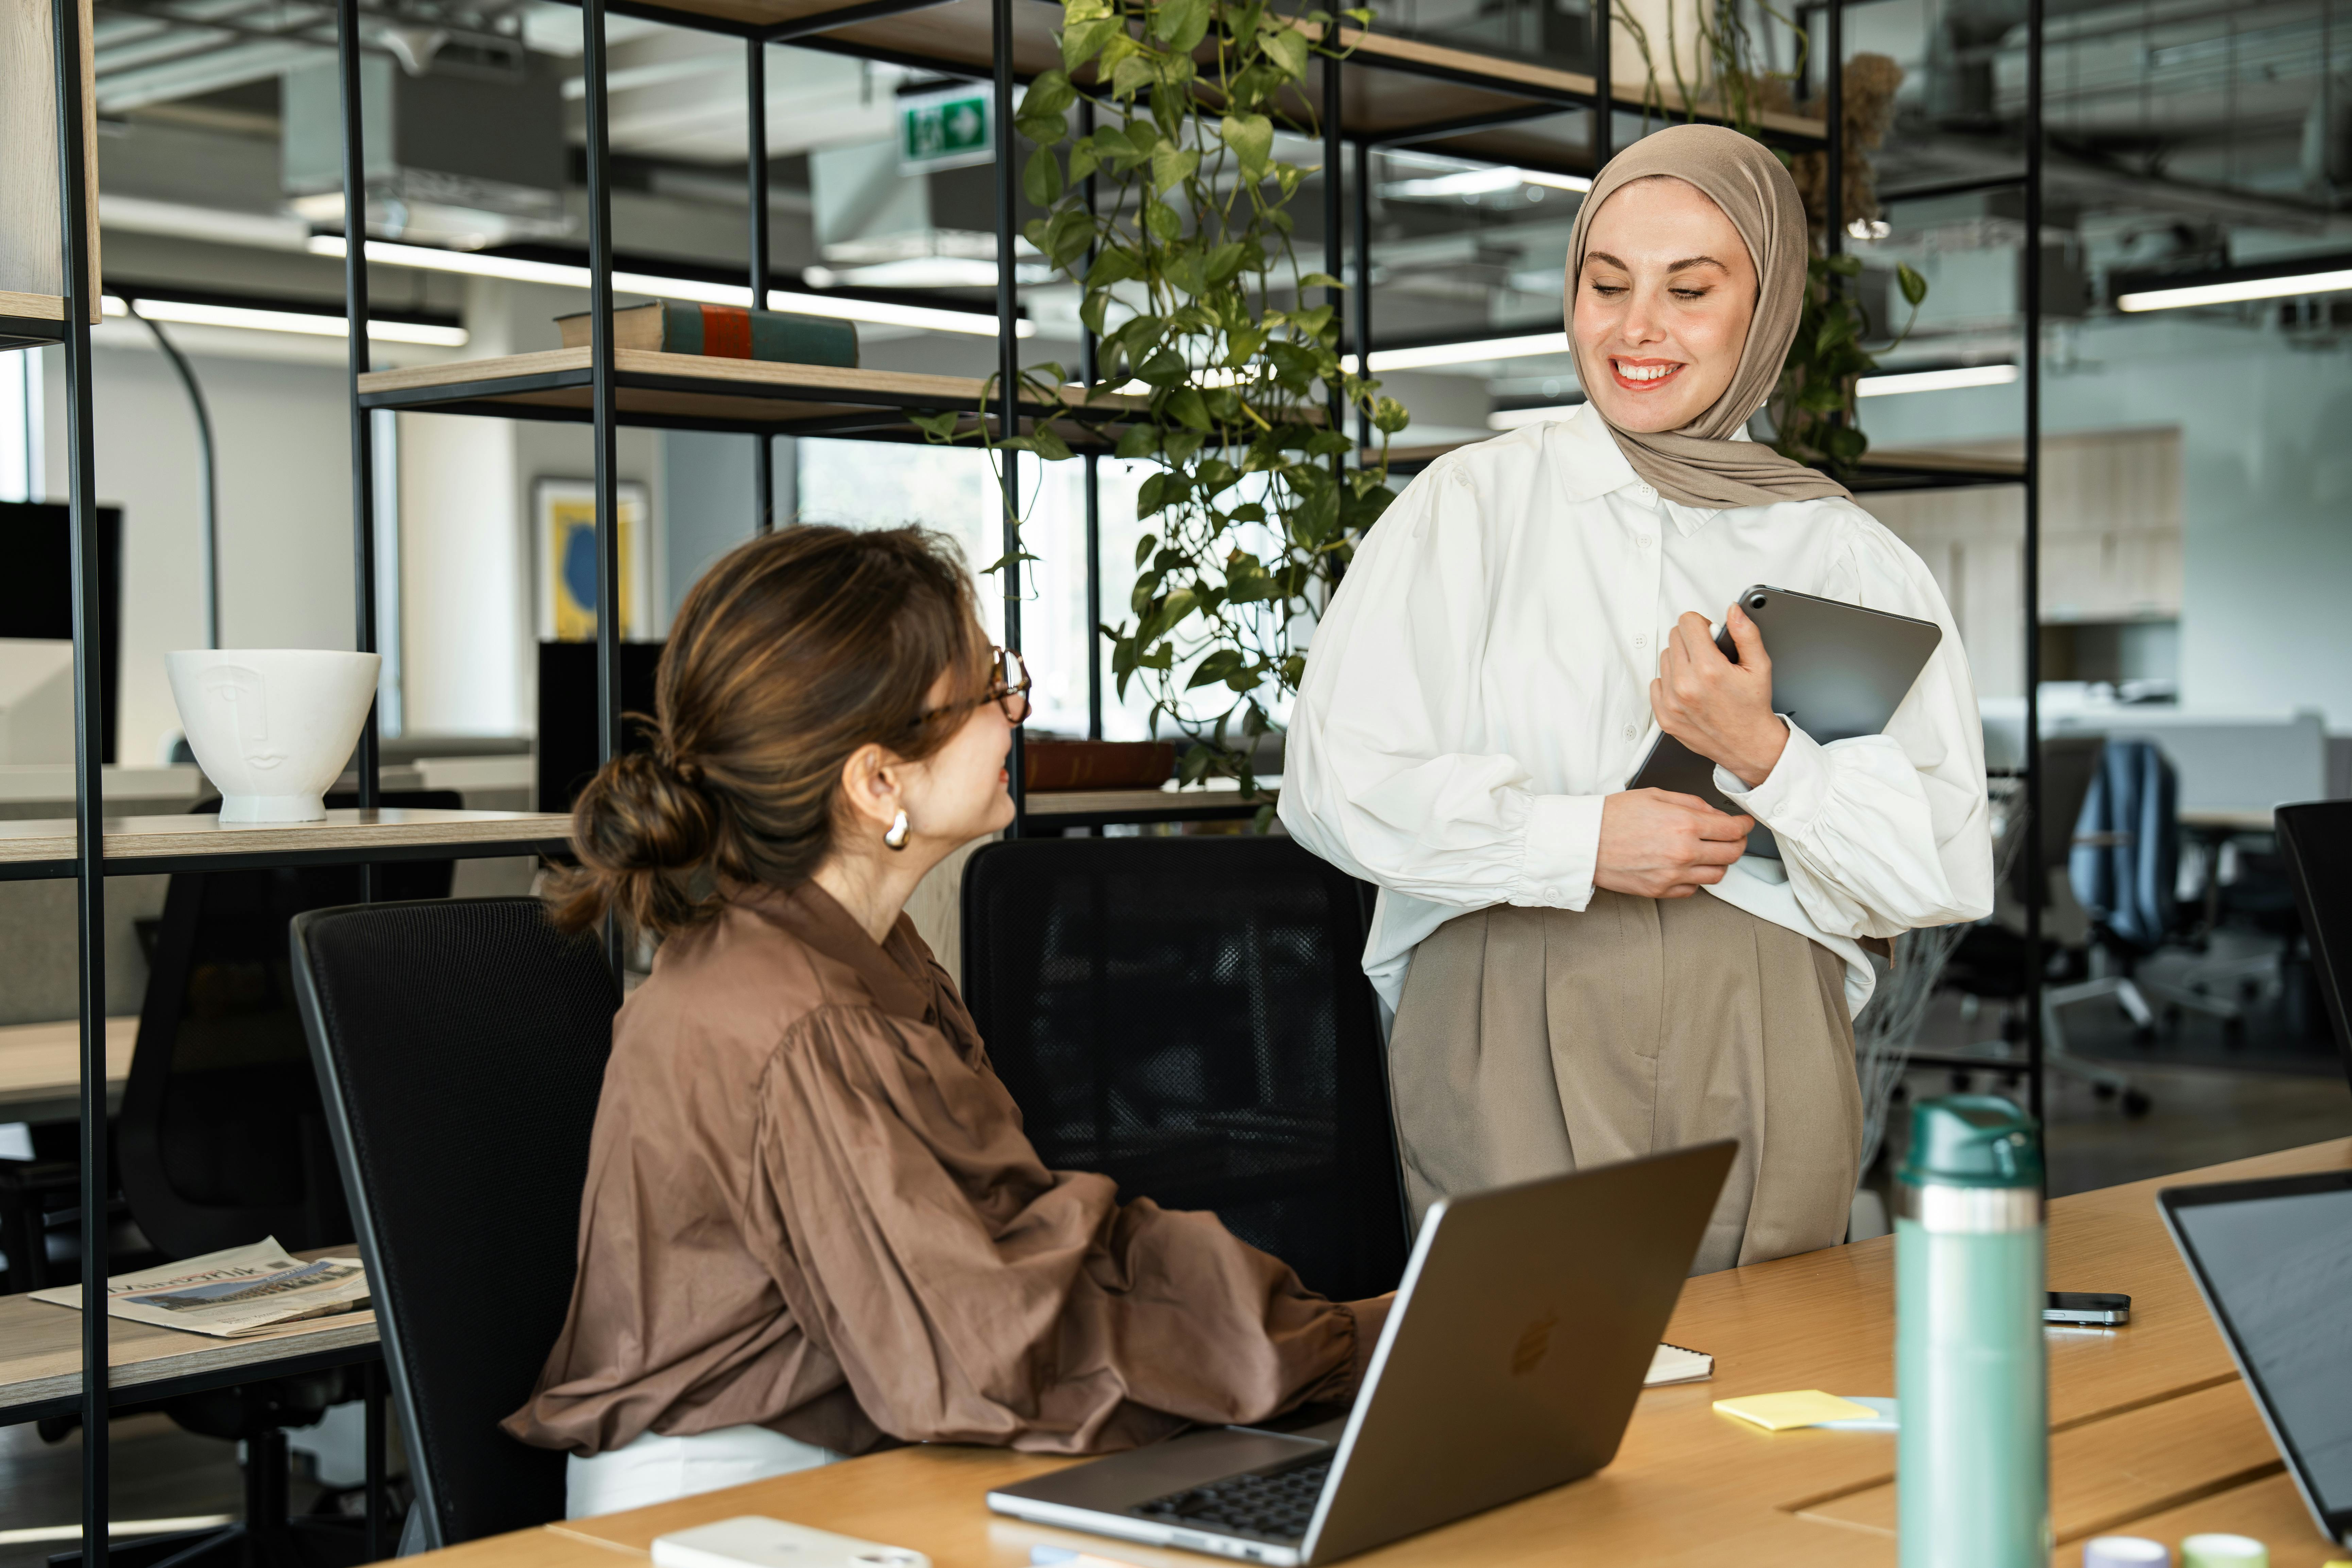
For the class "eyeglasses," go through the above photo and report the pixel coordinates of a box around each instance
[916,646,1032,729]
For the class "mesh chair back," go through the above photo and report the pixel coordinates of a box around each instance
[292,898,617,1548]
[2277,801,2352,1097]
[960,837,1407,1303]
[120,790,462,1259]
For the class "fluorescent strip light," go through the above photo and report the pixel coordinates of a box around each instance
[1856,363,2018,397]
[0,1518,235,1547]
[1383,166,1592,199]
[102,294,468,347]
[1352,332,1570,373]
[2115,267,2352,312]
[306,237,1030,337]
[1488,402,1583,429]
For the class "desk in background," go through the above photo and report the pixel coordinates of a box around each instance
[422,1139,2352,1568]
[0,1015,136,1125]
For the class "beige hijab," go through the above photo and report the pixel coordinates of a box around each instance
[1564,123,1850,509]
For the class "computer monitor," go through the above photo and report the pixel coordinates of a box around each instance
[0,501,122,765]
[534,640,663,814]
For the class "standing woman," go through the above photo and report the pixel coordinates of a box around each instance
[1280,125,1993,1273]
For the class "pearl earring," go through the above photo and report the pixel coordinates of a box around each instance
[884,809,910,851]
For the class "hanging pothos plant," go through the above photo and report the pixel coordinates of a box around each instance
[913,0,1409,796]
[1605,2,1929,479]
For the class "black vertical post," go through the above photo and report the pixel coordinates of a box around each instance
[1591,0,1612,166]
[585,0,625,967]
[1322,49,1344,441]
[362,1363,386,1563]
[748,37,775,534]
[1079,97,1103,743]
[338,0,380,907]
[52,0,106,1555]
[2022,0,2046,1125]
[992,0,1025,832]
[1351,138,1372,456]
[1824,0,1844,256]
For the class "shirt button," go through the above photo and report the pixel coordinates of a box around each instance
[1623,723,1638,739]
[1633,633,1648,648]
[1638,533,1655,549]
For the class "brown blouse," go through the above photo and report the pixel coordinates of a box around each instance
[504,881,1387,1458]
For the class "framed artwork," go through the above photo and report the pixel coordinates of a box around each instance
[535,478,653,641]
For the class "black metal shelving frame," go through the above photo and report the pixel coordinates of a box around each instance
[11,0,2047,1550]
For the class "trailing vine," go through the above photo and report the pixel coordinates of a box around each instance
[915,0,1409,795]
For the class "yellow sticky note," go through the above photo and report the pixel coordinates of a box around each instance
[1712,1390,1880,1431]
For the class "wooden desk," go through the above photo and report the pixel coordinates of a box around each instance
[0,1015,137,1124]
[0,1244,380,1425]
[436,1141,2352,1567]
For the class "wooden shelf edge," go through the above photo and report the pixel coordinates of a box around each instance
[0,808,575,867]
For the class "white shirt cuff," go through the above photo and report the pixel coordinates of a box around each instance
[1512,792,1605,910]
[1715,720,1829,837]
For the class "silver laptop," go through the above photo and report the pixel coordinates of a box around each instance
[987,1140,1736,1565]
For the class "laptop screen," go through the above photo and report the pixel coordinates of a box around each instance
[2169,1180,2352,1528]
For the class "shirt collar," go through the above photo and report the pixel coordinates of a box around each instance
[1543,403,1755,536]
[743,879,937,1023]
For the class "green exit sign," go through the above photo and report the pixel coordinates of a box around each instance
[901,85,993,174]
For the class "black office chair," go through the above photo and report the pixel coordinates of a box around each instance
[293,898,618,1550]
[2276,801,2352,1095]
[960,837,1409,1304]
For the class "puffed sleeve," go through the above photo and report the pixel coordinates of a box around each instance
[1714,509,1995,937]
[743,1004,1381,1454]
[1280,458,1610,911]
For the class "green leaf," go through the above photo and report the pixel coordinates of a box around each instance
[1149,0,1211,50]
[1372,396,1410,433]
[1136,346,1187,386]
[908,411,960,441]
[1151,141,1201,192]
[1134,533,1158,567]
[1298,271,1343,289]
[1137,471,1170,517]
[1023,146,1065,206]
[1218,113,1274,177]
[1030,425,1075,461]
[1162,428,1205,466]
[1203,241,1247,285]
[1897,261,1929,308]
[1262,25,1309,78]
[1164,386,1214,430]
[1111,52,1156,95]
[1023,67,1077,118]
[1144,199,1182,242]
[1114,423,1159,459]
[1084,248,1141,289]
[1061,17,1119,69]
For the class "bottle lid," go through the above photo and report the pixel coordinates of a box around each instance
[2181,1536,2267,1568]
[2084,1538,2171,1568]
[1897,1095,2044,1190]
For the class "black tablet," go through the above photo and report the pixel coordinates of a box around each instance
[2159,1168,2352,1550]
[1624,585,1943,858]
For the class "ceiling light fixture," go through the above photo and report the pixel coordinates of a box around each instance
[2115,267,2352,312]
[102,294,469,347]
[1350,332,1571,373]
[1855,363,2018,397]
[1381,166,1593,201]
[305,236,1031,337]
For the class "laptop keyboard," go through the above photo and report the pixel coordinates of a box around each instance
[1134,1452,1334,1542]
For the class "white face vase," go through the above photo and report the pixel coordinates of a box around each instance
[166,649,382,823]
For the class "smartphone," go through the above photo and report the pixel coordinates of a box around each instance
[2044,1291,2131,1326]
[652,1517,929,1568]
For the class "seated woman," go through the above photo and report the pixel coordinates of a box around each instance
[505,524,1391,1518]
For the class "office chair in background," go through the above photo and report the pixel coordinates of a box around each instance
[2275,801,2352,1096]
[294,898,618,1550]
[960,836,1410,1305]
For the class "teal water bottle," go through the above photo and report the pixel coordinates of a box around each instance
[1896,1095,2049,1567]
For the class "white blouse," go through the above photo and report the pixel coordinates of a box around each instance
[1278,406,1995,1019]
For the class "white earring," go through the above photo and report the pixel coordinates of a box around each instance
[884,809,910,851]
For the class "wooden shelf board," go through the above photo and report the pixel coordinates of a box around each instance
[358,348,1139,442]
[0,806,572,868]
[1024,783,1274,821]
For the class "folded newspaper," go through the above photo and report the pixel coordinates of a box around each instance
[32,1238,371,1338]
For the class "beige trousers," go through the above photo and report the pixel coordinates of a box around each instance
[1388,890,1862,1274]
